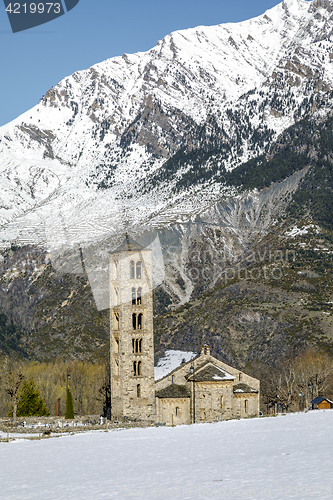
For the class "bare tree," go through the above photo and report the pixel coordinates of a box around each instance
[4,366,24,424]
[246,348,333,414]
[291,349,333,409]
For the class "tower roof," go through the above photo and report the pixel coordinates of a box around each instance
[110,234,147,254]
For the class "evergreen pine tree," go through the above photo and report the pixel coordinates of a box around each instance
[16,380,50,417]
[65,387,74,419]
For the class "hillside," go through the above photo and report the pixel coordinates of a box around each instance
[1,0,333,363]
[1,111,333,363]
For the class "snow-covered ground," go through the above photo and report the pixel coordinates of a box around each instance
[0,411,332,499]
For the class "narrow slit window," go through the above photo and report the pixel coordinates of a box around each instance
[115,338,119,353]
[114,287,119,305]
[130,260,135,280]
[138,339,142,353]
[137,384,141,397]
[114,312,119,331]
[138,313,143,330]
[133,361,137,376]
[132,287,136,305]
[136,261,142,280]
[114,260,118,279]
[132,313,137,330]
[137,287,142,305]
[245,400,248,413]
[132,339,135,353]
[137,361,142,376]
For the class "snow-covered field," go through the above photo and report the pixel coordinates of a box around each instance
[0,411,332,499]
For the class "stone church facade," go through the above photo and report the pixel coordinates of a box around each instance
[155,345,260,425]
[110,236,260,425]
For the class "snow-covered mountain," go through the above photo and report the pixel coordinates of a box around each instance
[1,0,333,363]
[1,0,333,252]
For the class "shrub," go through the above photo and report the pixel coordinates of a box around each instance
[65,388,74,419]
[14,380,50,417]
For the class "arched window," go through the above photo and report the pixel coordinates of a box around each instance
[175,407,180,416]
[133,361,142,376]
[136,261,142,279]
[138,313,143,329]
[132,313,137,330]
[132,339,143,353]
[132,287,142,306]
[130,260,135,279]
[137,384,141,397]
[137,287,142,305]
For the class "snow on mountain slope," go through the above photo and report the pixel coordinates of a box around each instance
[0,0,333,252]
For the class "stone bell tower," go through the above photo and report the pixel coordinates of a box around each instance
[109,235,156,422]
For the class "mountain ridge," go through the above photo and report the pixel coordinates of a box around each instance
[1,0,333,362]
[1,0,333,250]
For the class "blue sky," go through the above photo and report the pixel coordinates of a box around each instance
[0,0,286,127]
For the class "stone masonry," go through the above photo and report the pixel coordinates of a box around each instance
[109,236,155,422]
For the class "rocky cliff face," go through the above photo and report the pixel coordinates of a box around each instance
[1,0,333,246]
[0,0,333,361]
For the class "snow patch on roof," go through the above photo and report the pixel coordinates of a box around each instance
[212,367,235,381]
[154,350,196,381]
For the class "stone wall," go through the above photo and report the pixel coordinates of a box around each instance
[156,397,190,426]
[194,381,234,423]
[233,393,259,418]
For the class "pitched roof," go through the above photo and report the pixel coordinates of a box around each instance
[155,384,191,399]
[311,396,333,405]
[110,234,146,254]
[233,383,258,394]
[187,363,235,382]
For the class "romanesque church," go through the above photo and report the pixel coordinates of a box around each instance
[110,236,260,425]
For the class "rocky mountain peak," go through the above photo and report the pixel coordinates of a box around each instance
[0,0,333,253]
[309,0,333,12]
